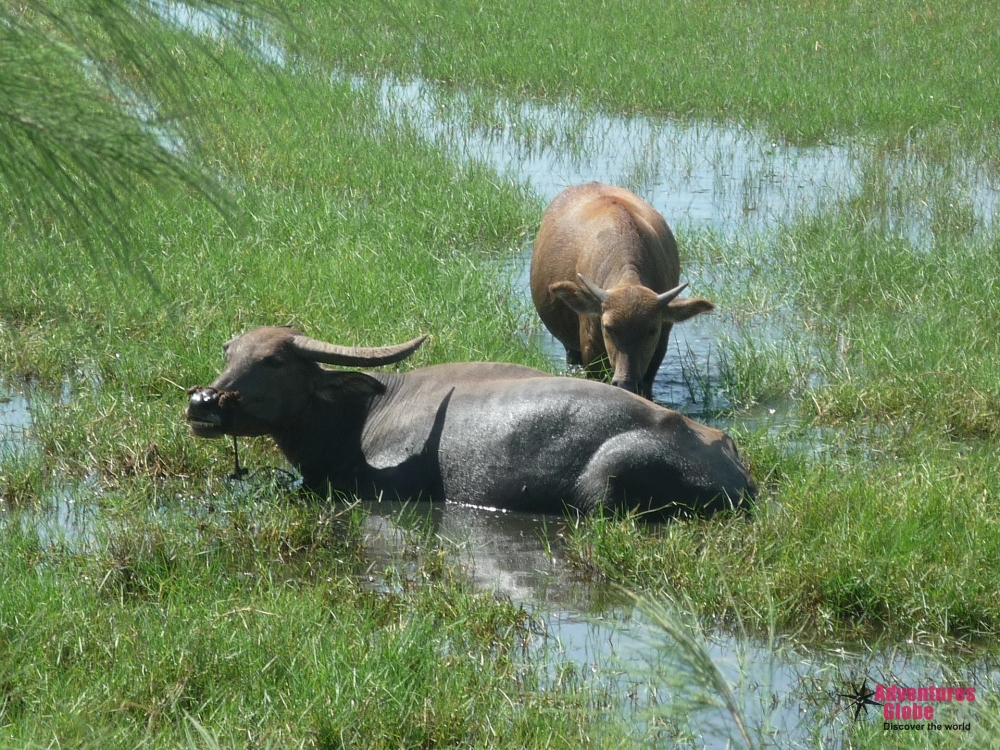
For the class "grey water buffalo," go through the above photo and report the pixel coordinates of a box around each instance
[186,326,756,518]
[531,182,715,399]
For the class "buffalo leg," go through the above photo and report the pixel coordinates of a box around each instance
[641,328,671,400]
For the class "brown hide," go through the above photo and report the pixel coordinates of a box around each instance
[530,182,715,399]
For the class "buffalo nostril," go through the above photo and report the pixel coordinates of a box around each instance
[188,388,220,407]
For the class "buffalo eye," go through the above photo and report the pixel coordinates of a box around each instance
[262,354,285,367]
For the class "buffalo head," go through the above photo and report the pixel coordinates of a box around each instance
[549,273,715,393]
[186,326,427,439]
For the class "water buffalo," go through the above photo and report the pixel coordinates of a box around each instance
[531,182,715,399]
[186,326,756,518]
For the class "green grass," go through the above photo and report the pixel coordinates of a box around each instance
[566,182,1000,641]
[0,21,622,749]
[566,426,1000,638]
[5,0,1000,746]
[287,0,1000,148]
[0,490,630,748]
[0,42,551,475]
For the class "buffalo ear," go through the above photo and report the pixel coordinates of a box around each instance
[314,371,387,402]
[660,296,715,323]
[550,281,603,317]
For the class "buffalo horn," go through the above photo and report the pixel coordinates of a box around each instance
[290,334,428,366]
[656,282,689,305]
[576,273,609,302]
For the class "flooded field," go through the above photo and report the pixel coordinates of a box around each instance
[361,71,1000,244]
[6,5,1000,746]
[353,72,1000,430]
[360,499,995,747]
[315,68,1000,743]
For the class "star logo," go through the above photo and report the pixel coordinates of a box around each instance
[838,678,881,721]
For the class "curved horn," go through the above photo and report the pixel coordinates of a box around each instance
[656,282,689,305]
[290,333,428,366]
[576,273,609,303]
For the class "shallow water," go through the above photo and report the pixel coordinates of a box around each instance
[22,10,1000,745]
[0,378,74,457]
[0,381,99,546]
[5,480,993,745]
[0,389,32,457]
[363,73,1000,428]
[150,0,286,66]
[368,76,858,237]
[360,499,996,747]
[367,73,1000,245]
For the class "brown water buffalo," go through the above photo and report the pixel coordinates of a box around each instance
[186,326,756,518]
[531,182,715,399]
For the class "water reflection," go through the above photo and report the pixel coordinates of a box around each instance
[367,75,858,238]
[359,498,998,747]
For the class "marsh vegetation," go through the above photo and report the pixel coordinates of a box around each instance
[3,0,1000,746]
